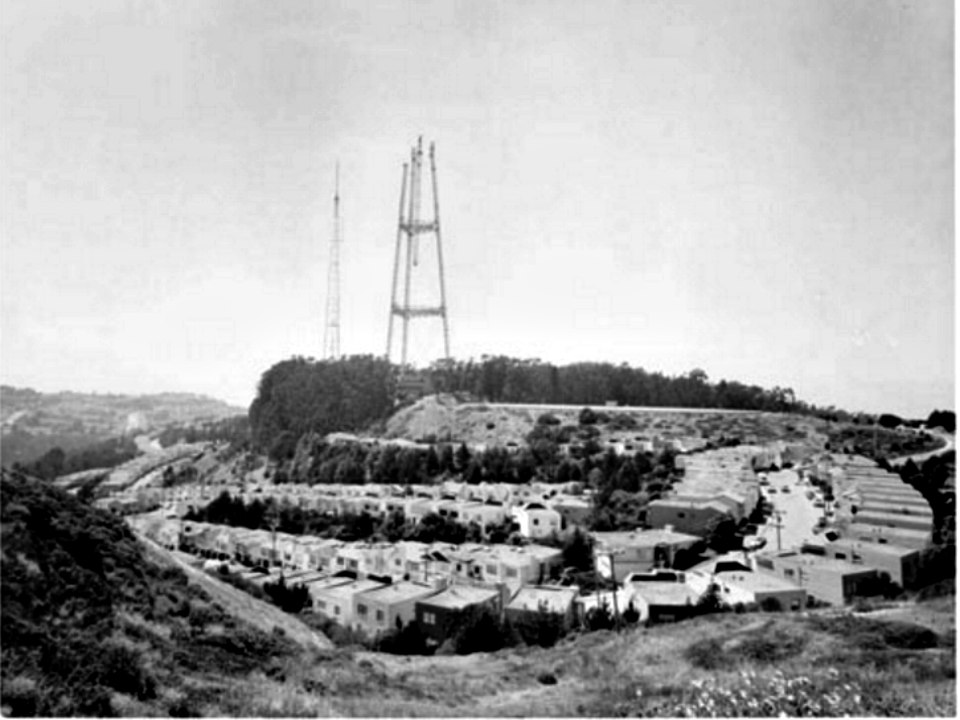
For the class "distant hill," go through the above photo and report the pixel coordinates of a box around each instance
[0,386,245,466]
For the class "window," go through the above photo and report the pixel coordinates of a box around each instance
[337,557,345,566]
[678,512,686,519]
[358,604,368,617]
[349,560,358,569]
[334,605,340,616]
[505,568,518,578]
[395,559,402,566]
[376,610,385,623]
[757,558,774,570]
[784,569,795,578]
[533,518,540,526]
[834,552,846,560]
[317,600,327,609]
[486,564,497,576]
[423,612,436,625]
[456,563,462,571]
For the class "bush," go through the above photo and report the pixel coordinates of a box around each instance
[578,408,599,426]
[759,596,783,612]
[537,413,561,426]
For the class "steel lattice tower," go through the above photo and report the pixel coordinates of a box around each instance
[323,163,342,359]
[386,137,451,367]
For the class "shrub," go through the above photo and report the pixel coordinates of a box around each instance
[759,596,783,612]
[578,408,599,426]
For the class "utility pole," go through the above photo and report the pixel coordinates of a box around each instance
[772,510,784,551]
[597,549,623,632]
[386,137,451,368]
[323,162,342,360]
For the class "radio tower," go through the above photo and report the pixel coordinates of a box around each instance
[323,163,342,359]
[386,137,451,367]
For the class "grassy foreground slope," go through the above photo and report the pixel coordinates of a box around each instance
[236,604,952,717]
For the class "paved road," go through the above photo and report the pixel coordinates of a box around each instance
[888,429,955,468]
[757,469,824,552]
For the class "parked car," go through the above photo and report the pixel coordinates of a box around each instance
[781,486,791,493]
[743,536,767,551]
[814,500,825,508]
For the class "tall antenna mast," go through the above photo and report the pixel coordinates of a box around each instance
[386,137,451,367]
[323,162,342,359]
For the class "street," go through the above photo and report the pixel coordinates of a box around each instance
[757,469,824,552]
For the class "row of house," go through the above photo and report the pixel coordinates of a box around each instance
[825,455,935,549]
[151,479,586,539]
[156,519,566,594]
[646,446,764,535]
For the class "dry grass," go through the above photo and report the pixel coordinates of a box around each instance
[159,600,954,716]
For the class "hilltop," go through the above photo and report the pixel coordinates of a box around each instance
[0,386,245,466]
[382,394,831,449]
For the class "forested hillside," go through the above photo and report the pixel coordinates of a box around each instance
[247,355,828,457]
[425,357,807,413]
[248,356,396,457]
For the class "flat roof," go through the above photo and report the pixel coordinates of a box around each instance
[630,583,701,606]
[853,511,931,526]
[318,579,386,600]
[762,552,879,575]
[359,581,440,605]
[593,528,701,548]
[715,570,804,593]
[507,585,578,614]
[417,585,500,610]
[827,539,921,558]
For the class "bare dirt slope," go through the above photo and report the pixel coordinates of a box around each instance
[383,394,830,449]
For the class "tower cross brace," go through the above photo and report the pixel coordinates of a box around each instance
[386,137,451,367]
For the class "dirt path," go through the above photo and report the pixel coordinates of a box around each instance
[136,533,332,651]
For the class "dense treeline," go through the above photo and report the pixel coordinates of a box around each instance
[426,358,804,413]
[926,410,956,433]
[0,469,297,717]
[249,356,396,459]
[893,452,956,548]
[16,435,140,480]
[156,415,250,449]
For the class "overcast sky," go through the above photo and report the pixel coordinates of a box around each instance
[1,0,953,417]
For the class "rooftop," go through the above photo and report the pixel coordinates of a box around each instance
[630,583,701,606]
[507,585,578,614]
[359,581,440,604]
[714,570,803,593]
[593,528,701,549]
[826,539,922,558]
[417,585,500,610]
[318,579,386,600]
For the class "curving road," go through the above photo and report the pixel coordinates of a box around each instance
[888,429,955,468]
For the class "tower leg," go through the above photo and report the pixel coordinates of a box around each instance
[429,142,451,360]
[387,163,408,359]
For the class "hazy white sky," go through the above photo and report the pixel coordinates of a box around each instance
[1,0,953,417]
